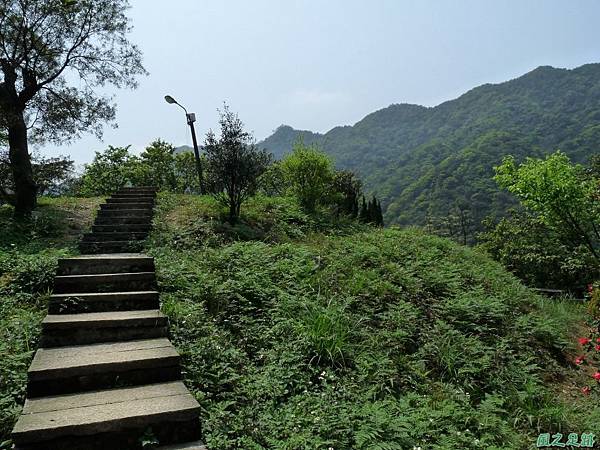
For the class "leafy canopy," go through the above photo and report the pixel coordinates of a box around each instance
[0,0,147,143]
[494,151,600,263]
[280,141,334,212]
[204,105,272,222]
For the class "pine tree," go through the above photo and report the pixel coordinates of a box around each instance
[376,199,384,227]
[352,196,359,218]
[359,195,368,222]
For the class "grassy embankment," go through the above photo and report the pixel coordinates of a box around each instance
[0,193,597,450]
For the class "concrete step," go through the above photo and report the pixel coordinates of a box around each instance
[82,231,149,242]
[41,310,168,347]
[54,272,156,294]
[78,241,146,254]
[79,241,146,254]
[107,196,155,203]
[12,381,201,450]
[117,188,158,195]
[158,442,208,450]
[100,202,154,210]
[92,224,152,233]
[57,254,154,276]
[28,338,181,397]
[97,208,153,218]
[49,291,160,314]
[94,215,153,225]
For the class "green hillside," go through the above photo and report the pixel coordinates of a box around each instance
[1,194,597,449]
[259,63,600,227]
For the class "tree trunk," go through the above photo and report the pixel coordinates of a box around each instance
[8,113,37,218]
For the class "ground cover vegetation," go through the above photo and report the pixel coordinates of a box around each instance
[0,196,101,447]
[148,192,597,449]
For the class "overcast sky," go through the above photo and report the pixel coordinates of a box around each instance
[37,0,600,164]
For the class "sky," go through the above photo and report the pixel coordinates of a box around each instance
[37,0,600,164]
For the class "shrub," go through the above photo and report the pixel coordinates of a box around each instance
[280,141,334,212]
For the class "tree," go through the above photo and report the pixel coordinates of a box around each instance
[358,196,368,222]
[478,211,597,290]
[0,0,146,217]
[137,139,177,190]
[78,145,138,196]
[281,141,334,212]
[331,169,362,217]
[495,151,600,263]
[174,151,201,194]
[204,105,272,222]
[1,148,73,201]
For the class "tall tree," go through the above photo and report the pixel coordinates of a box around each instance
[0,0,146,217]
[495,151,600,262]
[204,105,272,222]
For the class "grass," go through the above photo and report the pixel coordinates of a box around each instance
[0,193,597,449]
[148,193,600,450]
[0,197,100,448]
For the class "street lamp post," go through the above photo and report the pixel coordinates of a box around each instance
[164,95,203,194]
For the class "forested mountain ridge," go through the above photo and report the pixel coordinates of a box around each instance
[259,63,600,227]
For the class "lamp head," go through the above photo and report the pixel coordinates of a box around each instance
[164,95,177,104]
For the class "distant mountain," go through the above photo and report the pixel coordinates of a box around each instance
[259,63,600,228]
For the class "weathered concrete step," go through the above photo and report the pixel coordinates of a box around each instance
[97,208,153,218]
[49,291,160,314]
[82,231,149,242]
[79,241,146,254]
[100,202,154,211]
[92,224,152,233]
[41,310,168,347]
[94,215,153,225]
[158,442,207,449]
[12,381,201,450]
[117,188,158,195]
[28,338,181,397]
[54,272,156,294]
[58,254,154,276]
[107,196,155,203]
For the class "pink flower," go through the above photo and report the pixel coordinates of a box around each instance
[596,345,600,351]
[576,355,585,365]
[588,284,594,293]
[582,386,591,395]
[579,337,591,346]
[594,372,600,381]
[596,337,600,343]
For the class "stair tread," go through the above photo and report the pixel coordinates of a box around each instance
[55,272,155,280]
[29,338,178,380]
[12,382,199,444]
[61,253,150,260]
[158,441,207,450]
[51,290,159,299]
[43,310,166,328]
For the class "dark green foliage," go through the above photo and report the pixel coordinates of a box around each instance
[149,194,594,450]
[478,211,598,290]
[0,0,146,216]
[260,64,600,230]
[0,198,98,446]
[357,195,384,226]
[0,150,75,204]
[204,106,272,222]
[331,170,362,218]
[77,141,200,196]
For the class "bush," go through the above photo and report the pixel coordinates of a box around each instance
[280,141,334,212]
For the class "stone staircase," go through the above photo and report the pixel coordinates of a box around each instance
[11,187,205,450]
